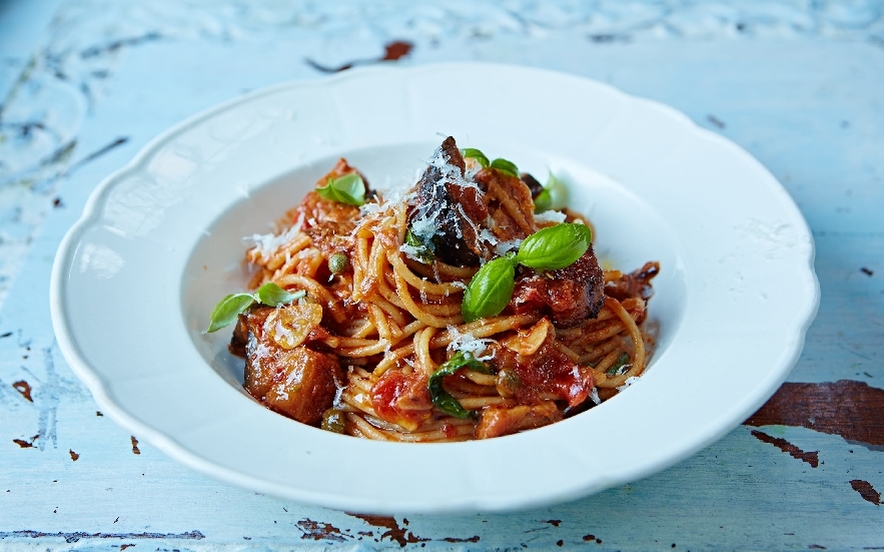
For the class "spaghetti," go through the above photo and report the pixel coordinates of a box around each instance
[218,137,659,441]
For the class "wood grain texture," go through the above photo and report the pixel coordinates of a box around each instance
[1,0,883,550]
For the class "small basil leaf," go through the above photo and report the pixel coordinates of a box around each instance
[316,173,365,206]
[254,282,305,306]
[428,351,493,419]
[405,228,434,263]
[207,293,255,333]
[606,352,631,376]
[461,256,516,323]
[534,188,552,213]
[515,223,592,270]
[490,158,519,178]
[542,172,568,211]
[533,172,568,213]
[461,148,490,168]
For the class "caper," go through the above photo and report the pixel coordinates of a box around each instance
[328,252,349,274]
[321,409,346,434]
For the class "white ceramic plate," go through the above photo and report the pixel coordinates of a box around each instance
[50,63,818,514]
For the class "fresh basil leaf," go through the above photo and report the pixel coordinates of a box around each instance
[533,172,568,213]
[254,282,305,306]
[534,188,552,213]
[606,352,631,376]
[428,351,492,419]
[490,158,519,178]
[515,223,592,270]
[461,148,490,168]
[315,173,365,206]
[207,283,305,333]
[461,256,517,323]
[405,228,434,263]
[543,172,568,211]
[206,293,255,333]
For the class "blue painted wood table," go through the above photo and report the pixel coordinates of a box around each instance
[2,1,882,550]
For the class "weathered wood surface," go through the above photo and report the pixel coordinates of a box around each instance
[1,1,882,550]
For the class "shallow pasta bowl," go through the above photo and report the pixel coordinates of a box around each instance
[50,62,819,514]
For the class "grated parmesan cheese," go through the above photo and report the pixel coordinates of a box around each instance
[446,325,496,361]
[534,210,567,224]
[407,142,488,256]
[494,238,522,257]
[246,212,304,259]
[617,376,641,392]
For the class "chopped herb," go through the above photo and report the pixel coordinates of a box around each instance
[428,351,492,419]
[405,229,435,263]
[606,352,631,375]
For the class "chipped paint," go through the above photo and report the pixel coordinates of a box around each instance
[347,514,430,547]
[305,40,413,73]
[751,430,820,467]
[12,379,33,401]
[12,434,38,448]
[443,535,481,543]
[745,380,884,450]
[849,480,882,506]
[130,436,140,455]
[296,519,347,542]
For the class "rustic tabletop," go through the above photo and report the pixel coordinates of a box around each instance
[2,1,883,550]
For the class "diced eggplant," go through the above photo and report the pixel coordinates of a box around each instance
[407,136,488,266]
[476,401,563,439]
[238,306,343,426]
[509,245,605,328]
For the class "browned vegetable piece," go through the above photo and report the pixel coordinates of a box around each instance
[239,306,343,426]
[520,172,544,200]
[491,324,595,408]
[476,401,563,439]
[509,246,605,328]
[289,158,370,230]
[407,136,489,266]
[282,158,369,263]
